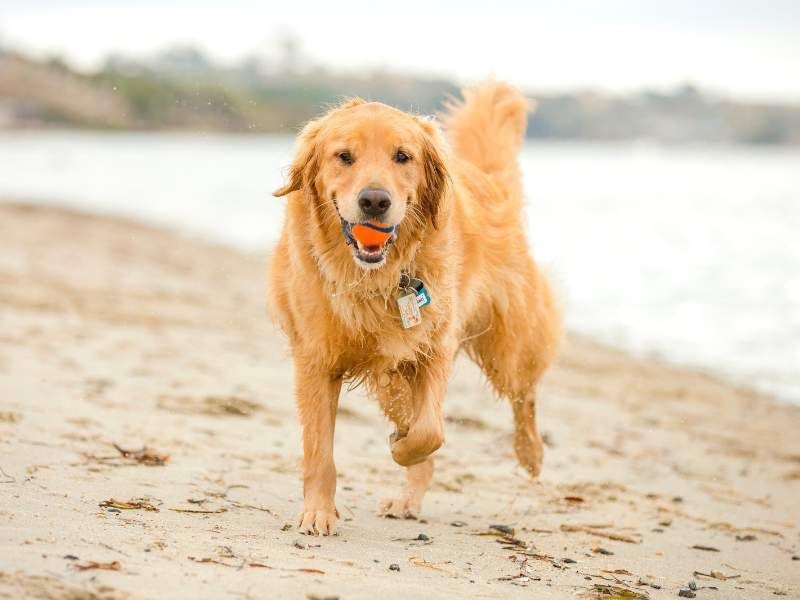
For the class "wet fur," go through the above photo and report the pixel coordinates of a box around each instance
[269,81,561,534]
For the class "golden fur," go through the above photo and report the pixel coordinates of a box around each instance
[269,81,561,535]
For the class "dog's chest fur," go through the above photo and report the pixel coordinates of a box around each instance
[327,284,450,378]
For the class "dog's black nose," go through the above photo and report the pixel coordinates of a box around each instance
[357,188,391,218]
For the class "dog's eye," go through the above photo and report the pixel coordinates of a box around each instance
[394,150,411,164]
[337,151,354,166]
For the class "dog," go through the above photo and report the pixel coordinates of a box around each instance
[269,81,561,535]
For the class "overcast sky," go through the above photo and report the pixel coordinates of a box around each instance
[2,0,799,100]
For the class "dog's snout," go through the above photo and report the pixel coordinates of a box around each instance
[357,188,391,218]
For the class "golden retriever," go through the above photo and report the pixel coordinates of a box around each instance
[269,81,560,535]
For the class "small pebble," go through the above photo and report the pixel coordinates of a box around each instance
[736,534,757,541]
[689,580,698,591]
[280,523,292,531]
[415,533,430,541]
[678,590,696,598]
[63,554,78,561]
[107,508,121,514]
[450,520,467,527]
[593,547,614,555]
[792,555,799,561]
[389,563,400,571]
[562,558,576,564]
[293,540,306,549]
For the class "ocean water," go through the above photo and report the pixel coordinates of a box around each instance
[1,131,798,402]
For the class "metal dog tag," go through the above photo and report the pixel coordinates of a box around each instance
[397,291,423,329]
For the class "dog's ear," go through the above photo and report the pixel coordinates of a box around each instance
[274,98,367,197]
[273,119,322,197]
[416,118,450,230]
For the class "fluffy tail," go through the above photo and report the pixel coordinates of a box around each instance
[443,81,532,210]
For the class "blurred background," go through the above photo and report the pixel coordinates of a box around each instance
[1,0,798,401]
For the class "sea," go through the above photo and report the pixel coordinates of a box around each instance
[1,131,798,402]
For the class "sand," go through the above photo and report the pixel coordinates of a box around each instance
[0,202,798,600]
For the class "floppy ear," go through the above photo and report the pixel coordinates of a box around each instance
[417,119,450,230]
[274,98,367,198]
[273,119,322,197]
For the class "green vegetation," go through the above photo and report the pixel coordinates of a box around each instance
[1,46,799,144]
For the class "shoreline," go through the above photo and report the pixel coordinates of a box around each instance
[2,194,795,408]
[1,201,798,599]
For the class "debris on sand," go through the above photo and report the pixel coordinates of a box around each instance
[226,500,278,516]
[590,583,649,598]
[70,560,121,572]
[89,443,169,466]
[690,544,720,552]
[693,570,740,581]
[389,563,400,571]
[169,507,227,514]
[498,572,542,586]
[188,556,324,574]
[497,535,529,550]
[561,524,641,544]
[593,547,615,555]
[601,569,632,576]
[489,524,515,535]
[408,556,451,574]
[248,562,324,574]
[99,498,159,512]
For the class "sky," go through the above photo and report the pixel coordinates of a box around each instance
[1,0,799,101]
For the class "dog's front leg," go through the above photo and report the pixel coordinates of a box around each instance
[390,360,451,467]
[295,362,342,535]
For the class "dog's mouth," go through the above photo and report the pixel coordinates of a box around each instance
[340,219,397,266]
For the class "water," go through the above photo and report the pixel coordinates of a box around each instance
[1,131,798,402]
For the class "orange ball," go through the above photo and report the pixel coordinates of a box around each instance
[350,221,394,248]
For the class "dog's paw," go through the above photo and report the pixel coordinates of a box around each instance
[390,427,443,467]
[379,496,421,520]
[297,507,339,536]
[514,431,544,478]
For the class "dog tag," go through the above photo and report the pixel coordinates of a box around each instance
[397,291,423,329]
[407,277,431,309]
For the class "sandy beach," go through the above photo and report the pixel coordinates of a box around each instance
[1,201,798,599]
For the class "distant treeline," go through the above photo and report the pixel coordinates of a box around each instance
[1,46,799,144]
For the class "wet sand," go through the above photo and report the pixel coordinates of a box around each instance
[0,202,798,599]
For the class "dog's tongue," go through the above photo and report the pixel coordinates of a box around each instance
[350,220,395,251]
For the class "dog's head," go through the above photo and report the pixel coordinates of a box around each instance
[274,99,449,270]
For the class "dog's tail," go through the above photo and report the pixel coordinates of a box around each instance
[443,80,531,210]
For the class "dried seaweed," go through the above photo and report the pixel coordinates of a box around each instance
[561,524,641,544]
[71,560,121,572]
[99,498,159,512]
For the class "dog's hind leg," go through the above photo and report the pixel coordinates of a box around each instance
[467,267,560,478]
[510,388,544,477]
